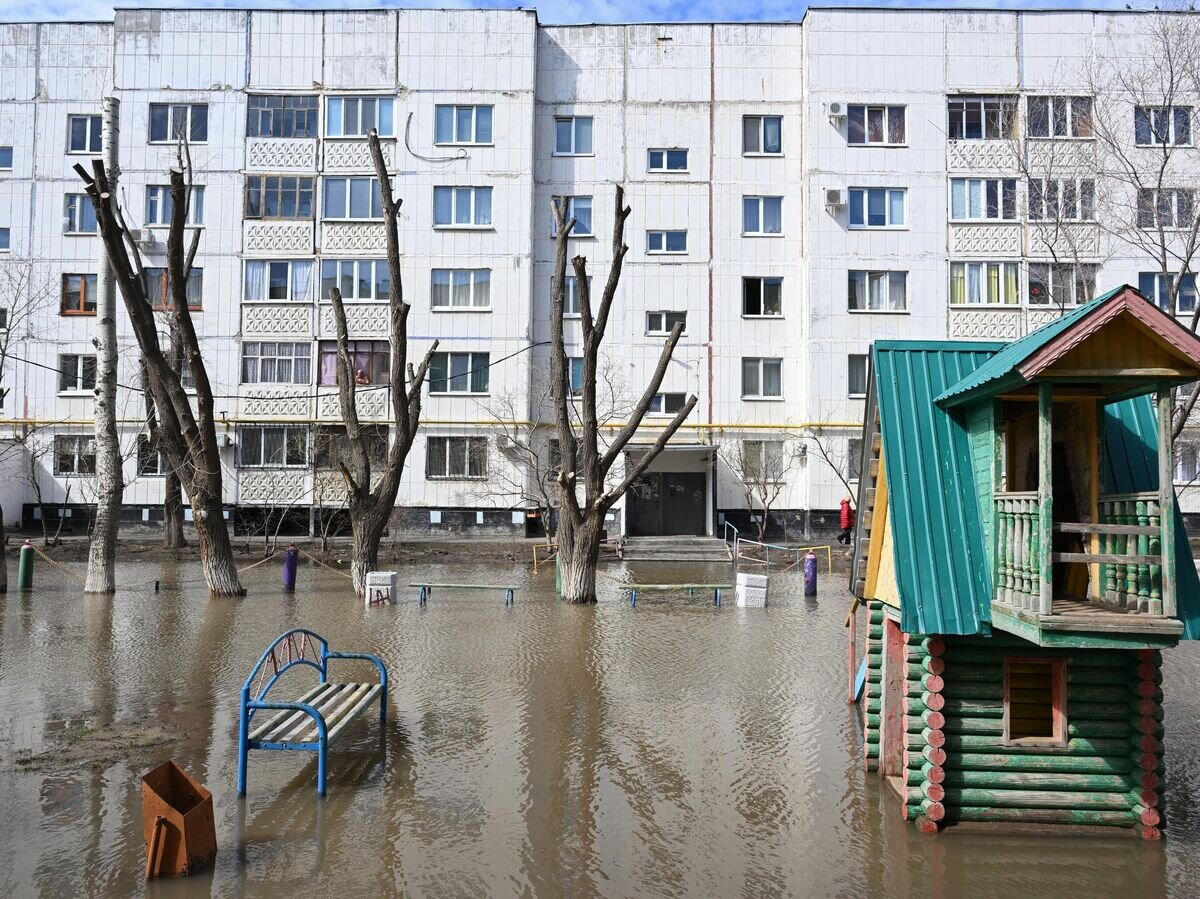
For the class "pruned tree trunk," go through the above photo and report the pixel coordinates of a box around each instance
[329,130,436,597]
[0,503,8,594]
[550,188,697,603]
[85,96,122,594]
[163,472,186,549]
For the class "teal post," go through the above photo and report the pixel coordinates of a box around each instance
[17,540,33,589]
[554,554,561,596]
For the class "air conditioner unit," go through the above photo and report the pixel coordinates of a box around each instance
[216,434,233,448]
[827,101,845,122]
[131,228,155,249]
[824,188,845,208]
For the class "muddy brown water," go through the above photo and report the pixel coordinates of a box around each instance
[1,559,1199,897]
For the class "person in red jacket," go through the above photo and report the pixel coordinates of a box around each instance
[838,497,856,545]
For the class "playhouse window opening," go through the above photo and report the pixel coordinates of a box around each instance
[1004,658,1066,745]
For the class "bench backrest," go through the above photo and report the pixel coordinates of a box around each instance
[242,628,330,704]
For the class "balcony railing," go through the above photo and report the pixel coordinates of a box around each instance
[1095,492,1164,615]
[995,491,1040,610]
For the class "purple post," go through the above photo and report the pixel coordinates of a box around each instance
[282,543,299,592]
[803,550,818,597]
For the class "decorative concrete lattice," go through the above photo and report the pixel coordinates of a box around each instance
[321,223,388,253]
[318,302,390,338]
[246,138,317,171]
[239,388,312,419]
[950,223,1022,257]
[947,139,1019,172]
[242,304,312,336]
[244,221,313,254]
[322,139,395,172]
[238,470,308,504]
[317,389,388,421]
[948,308,1023,341]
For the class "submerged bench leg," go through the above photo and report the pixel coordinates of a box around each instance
[236,701,249,797]
[317,738,328,797]
[630,590,637,608]
[419,586,428,606]
[714,588,722,606]
[505,589,514,606]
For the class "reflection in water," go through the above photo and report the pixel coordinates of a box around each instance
[0,559,1198,897]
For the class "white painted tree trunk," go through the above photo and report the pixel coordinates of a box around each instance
[85,96,122,595]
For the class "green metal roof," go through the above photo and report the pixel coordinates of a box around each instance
[873,340,1003,636]
[934,285,1125,408]
[1103,396,1200,640]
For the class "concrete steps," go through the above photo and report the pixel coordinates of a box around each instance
[618,536,733,563]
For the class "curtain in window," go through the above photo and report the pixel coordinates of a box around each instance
[868,273,886,310]
[291,261,312,302]
[470,353,489,393]
[475,188,492,226]
[452,271,472,307]
[764,198,782,233]
[762,117,781,153]
[468,438,487,477]
[887,107,905,144]
[967,264,980,305]
[318,344,338,385]
[762,361,782,397]
[1004,263,1018,304]
[448,438,467,476]
[742,358,759,396]
[950,264,966,305]
[887,273,906,310]
[950,180,966,219]
[866,107,884,143]
[474,271,490,307]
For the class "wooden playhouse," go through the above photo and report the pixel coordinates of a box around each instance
[848,285,1200,838]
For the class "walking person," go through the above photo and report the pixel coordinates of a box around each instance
[838,497,856,545]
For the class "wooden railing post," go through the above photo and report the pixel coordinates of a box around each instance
[1157,387,1176,618]
[1038,382,1054,615]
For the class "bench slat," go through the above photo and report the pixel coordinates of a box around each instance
[324,685,383,745]
[620,583,734,591]
[295,682,375,743]
[408,583,517,590]
[272,683,359,744]
[248,682,336,742]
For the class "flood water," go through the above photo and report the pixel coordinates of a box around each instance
[1,556,1200,897]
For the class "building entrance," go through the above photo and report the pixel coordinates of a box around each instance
[626,471,707,536]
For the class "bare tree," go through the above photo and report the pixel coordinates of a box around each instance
[141,325,186,549]
[721,437,799,542]
[75,150,244,595]
[327,130,436,597]
[790,425,858,505]
[550,188,697,603]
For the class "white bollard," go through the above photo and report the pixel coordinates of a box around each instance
[736,572,769,608]
[364,571,398,606]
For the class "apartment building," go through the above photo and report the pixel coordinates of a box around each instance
[0,7,1195,540]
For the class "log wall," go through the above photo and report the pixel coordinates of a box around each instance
[863,602,884,771]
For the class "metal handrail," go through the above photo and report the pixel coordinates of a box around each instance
[735,538,833,572]
[722,520,739,546]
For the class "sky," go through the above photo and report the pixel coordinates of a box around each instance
[0,0,1159,26]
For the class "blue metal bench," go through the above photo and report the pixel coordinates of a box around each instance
[237,628,387,798]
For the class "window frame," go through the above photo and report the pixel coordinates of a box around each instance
[323,176,385,221]
[645,310,687,336]
[949,177,1018,223]
[1176,441,1200,483]
[425,435,489,480]
[1002,657,1068,749]
[143,267,204,311]
[137,434,164,477]
[144,184,205,227]
[240,341,313,386]
[848,354,869,398]
[1026,95,1094,140]
[647,392,688,415]
[1028,262,1098,307]
[946,94,1018,141]
[1138,271,1197,315]
[315,424,388,470]
[432,185,493,229]
[317,339,390,386]
[0,146,12,170]
[1028,177,1097,223]
[1135,105,1192,147]
[431,268,492,311]
[61,273,98,316]
[246,94,319,139]
[647,148,689,172]
[53,434,96,476]
[742,115,783,156]
[324,96,395,138]
[552,195,593,237]
[647,229,688,255]
[848,188,907,229]
[949,261,1022,306]
[741,357,784,400]
[847,104,907,146]
[428,351,490,395]
[244,175,315,221]
[848,270,908,313]
[742,276,783,318]
[320,258,390,302]
[742,195,784,236]
[58,353,97,394]
[63,193,98,234]
[563,275,589,317]
[243,259,315,303]
[148,103,208,144]
[742,439,786,483]
[553,115,594,156]
[235,425,310,469]
[67,114,102,154]
[1137,188,1195,231]
[434,104,494,146]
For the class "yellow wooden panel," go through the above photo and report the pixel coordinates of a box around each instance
[873,511,901,609]
[864,450,887,597]
[1044,314,1200,377]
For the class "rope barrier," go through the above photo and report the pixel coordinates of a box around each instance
[29,544,87,582]
[299,547,354,581]
[237,552,277,573]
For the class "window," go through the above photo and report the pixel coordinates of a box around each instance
[145,185,205,226]
[63,194,97,234]
[54,435,95,475]
[742,440,784,482]
[950,178,1017,222]
[324,177,384,220]
[743,277,782,317]
[429,351,489,394]
[431,269,491,309]
[947,95,1017,140]
[149,103,207,143]
[847,437,862,482]
[848,355,868,397]
[59,354,96,392]
[435,105,493,145]
[236,426,309,468]
[143,268,203,310]
[61,273,97,315]
[553,195,592,236]
[317,340,390,386]
[0,147,11,169]
[847,105,906,145]
[648,148,688,171]
[567,357,584,396]
[0,228,7,251]
[1028,178,1096,222]
[1003,658,1066,747]
[646,311,687,335]
[743,115,782,155]
[1137,188,1194,230]
[950,262,1021,305]
[426,436,488,479]
[1138,272,1197,314]
[1027,96,1093,139]
[67,114,101,153]
[554,116,593,155]
[241,341,311,385]
[247,95,318,138]
[647,230,687,254]
[1135,105,1191,146]
[848,271,907,312]
[243,260,314,302]
[433,186,492,227]
[245,176,314,220]
[743,196,783,235]
[326,96,394,138]
[848,188,906,228]
[315,425,388,469]
[648,392,687,414]
[563,275,589,316]
[1028,263,1097,306]
[1176,443,1199,483]
[0,308,8,330]
[742,357,782,399]
[137,435,164,477]
[321,259,390,301]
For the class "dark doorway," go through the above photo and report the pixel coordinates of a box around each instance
[626,472,706,536]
